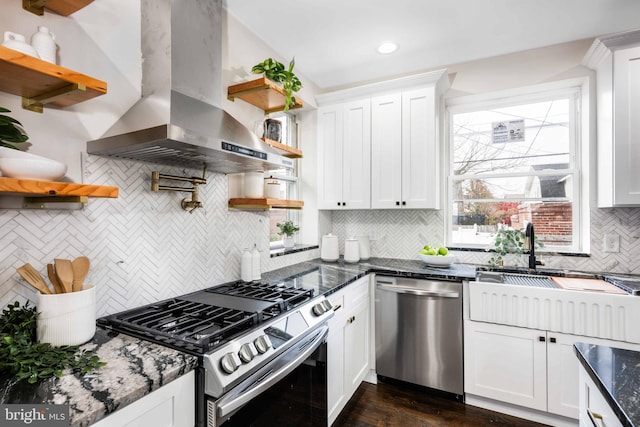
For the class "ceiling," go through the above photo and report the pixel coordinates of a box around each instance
[225,0,640,90]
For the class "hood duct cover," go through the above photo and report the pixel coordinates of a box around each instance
[87,0,294,173]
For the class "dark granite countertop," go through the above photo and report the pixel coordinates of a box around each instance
[260,257,477,297]
[574,342,640,427]
[0,328,198,427]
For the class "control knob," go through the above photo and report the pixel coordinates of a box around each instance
[220,352,241,374]
[253,335,272,354]
[312,299,332,316]
[238,342,258,363]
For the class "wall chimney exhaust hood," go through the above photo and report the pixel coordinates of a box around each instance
[87,0,294,174]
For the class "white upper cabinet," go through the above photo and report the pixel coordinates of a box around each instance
[584,30,640,206]
[317,70,448,210]
[317,100,371,209]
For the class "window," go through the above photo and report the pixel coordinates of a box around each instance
[446,80,589,253]
[266,113,300,247]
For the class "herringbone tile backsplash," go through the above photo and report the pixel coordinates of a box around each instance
[0,155,317,316]
[330,207,640,275]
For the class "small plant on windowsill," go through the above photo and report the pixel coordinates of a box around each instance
[277,220,300,249]
[488,227,544,267]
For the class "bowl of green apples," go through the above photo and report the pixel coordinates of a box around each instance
[418,245,456,267]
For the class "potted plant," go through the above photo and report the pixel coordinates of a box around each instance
[488,227,544,267]
[276,220,300,248]
[0,107,29,150]
[251,58,302,111]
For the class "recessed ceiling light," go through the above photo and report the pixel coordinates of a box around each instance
[377,42,398,54]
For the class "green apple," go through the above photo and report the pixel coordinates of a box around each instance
[423,245,431,251]
[419,249,429,255]
[426,248,437,256]
[438,247,448,256]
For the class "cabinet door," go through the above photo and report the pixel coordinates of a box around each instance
[344,292,370,397]
[579,365,624,427]
[326,292,346,426]
[401,88,439,209]
[464,321,547,411]
[342,100,371,209]
[613,46,640,205]
[371,93,402,209]
[318,105,344,209]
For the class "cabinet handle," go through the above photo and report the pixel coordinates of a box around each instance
[337,202,340,206]
[550,337,556,343]
[332,304,342,312]
[587,409,604,427]
[539,336,546,342]
[402,201,406,206]
[343,202,346,206]
[396,201,400,206]
[347,315,355,324]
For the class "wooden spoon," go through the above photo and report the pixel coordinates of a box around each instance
[71,256,90,292]
[54,258,74,293]
[16,264,52,295]
[47,263,65,294]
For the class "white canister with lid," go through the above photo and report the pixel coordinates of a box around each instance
[320,233,339,262]
[264,176,281,199]
[251,245,261,281]
[344,238,360,263]
[31,26,56,63]
[241,248,252,282]
[244,171,264,198]
[356,236,370,260]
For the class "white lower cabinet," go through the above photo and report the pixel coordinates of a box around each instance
[465,320,640,420]
[327,276,370,426]
[578,364,623,427]
[92,371,195,427]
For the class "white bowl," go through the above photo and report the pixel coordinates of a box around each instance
[0,148,67,181]
[418,253,457,267]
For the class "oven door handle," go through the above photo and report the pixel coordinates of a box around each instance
[217,324,328,419]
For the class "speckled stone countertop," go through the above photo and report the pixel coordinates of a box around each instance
[259,257,477,296]
[574,342,640,427]
[0,328,198,427]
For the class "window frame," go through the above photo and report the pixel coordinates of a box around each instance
[444,78,592,254]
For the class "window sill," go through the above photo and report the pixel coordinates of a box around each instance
[448,246,590,257]
[269,244,319,258]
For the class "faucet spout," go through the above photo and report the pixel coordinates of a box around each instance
[525,223,543,270]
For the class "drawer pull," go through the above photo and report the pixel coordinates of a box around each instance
[587,409,604,427]
[332,304,342,312]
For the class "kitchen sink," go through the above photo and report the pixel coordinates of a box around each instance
[476,271,559,289]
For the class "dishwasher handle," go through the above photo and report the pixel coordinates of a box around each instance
[376,282,459,298]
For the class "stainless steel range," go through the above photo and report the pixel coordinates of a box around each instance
[98,280,334,427]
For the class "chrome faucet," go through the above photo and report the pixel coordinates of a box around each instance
[525,223,543,270]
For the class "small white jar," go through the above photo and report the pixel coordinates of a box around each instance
[31,26,57,63]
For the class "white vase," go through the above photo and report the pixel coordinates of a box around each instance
[30,26,57,64]
[283,236,295,248]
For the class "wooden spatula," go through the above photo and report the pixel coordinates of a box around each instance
[71,256,90,292]
[54,258,73,293]
[16,263,52,295]
[47,263,65,294]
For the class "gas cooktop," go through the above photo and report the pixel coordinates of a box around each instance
[98,280,316,355]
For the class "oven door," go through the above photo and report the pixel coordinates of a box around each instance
[209,324,328,427]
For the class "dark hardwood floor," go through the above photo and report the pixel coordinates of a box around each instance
[333,380,549,427]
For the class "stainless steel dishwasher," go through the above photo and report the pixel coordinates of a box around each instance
[375,275,463,397]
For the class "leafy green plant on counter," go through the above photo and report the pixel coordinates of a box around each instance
[0,107,29,150]
[251,58,302,111]
[488,228,544,267]
[0,301,105,384]
[276,220,300,237]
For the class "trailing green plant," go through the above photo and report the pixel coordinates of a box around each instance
[0,107,29,150]
[0,301,105,384]
[488,227,544,267]
[276,220,300,237]
[251,58,302,111]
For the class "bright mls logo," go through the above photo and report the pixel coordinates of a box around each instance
[1,404,68,426]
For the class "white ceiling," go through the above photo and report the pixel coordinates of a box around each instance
[225,0,640,90]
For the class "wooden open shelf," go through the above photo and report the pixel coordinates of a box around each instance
[0,177,118,198]
[0,45,107,112]
[261,137,302,159]
[228,198,304,210]
[227,77,303,114]
[23,0,94,16]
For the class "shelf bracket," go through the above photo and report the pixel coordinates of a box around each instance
[22,83,87,113]
[22,0,49,15]
[151,166,207,213]
[23,195,88,209]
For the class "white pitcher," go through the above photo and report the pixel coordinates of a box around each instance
[2,31,39,58]
[31,26,57,63]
